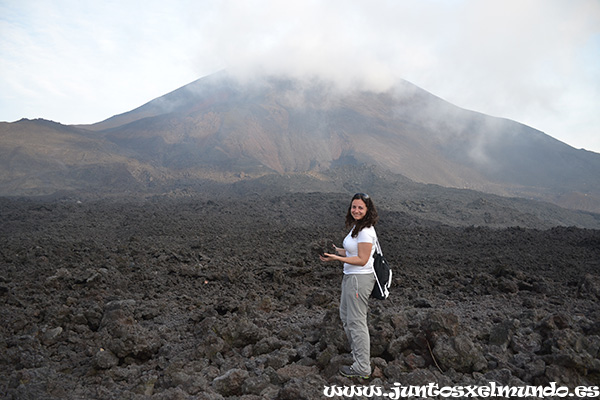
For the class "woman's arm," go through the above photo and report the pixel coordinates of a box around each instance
[320,242,372,266]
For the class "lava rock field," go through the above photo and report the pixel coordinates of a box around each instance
[1,193,599,399]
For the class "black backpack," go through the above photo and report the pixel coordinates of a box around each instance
[371,238,392,300]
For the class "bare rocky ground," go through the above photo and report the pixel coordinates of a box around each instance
[1,192,599,399]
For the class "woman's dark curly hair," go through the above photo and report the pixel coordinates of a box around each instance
[345,193,379,238]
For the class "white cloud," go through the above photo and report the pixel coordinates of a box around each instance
[1,0,599,152]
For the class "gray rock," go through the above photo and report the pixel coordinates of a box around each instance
[93,348,119,369]
[433,333,487,373]
[212,368,249,397]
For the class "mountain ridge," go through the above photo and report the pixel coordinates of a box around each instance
[1,71,600,217]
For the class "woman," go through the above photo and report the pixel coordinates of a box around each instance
[320,192,379,379]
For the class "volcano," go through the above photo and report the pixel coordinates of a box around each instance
[1,71,600,213]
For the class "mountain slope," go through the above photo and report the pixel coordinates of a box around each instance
[83,72,600,210]
[0,119,153,194]
[2,71,600,214]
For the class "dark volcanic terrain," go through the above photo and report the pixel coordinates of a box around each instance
[1,188,599,399]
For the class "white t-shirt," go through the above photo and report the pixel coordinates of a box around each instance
[342,225,377,275]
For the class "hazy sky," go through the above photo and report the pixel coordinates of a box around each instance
[1,0,599,153]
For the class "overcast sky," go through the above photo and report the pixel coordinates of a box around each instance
[1,0,599,153]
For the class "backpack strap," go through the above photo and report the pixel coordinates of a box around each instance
[372,233,383,288]
[373,263,384,293]
[374,235,383,256]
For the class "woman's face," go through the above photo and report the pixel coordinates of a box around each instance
[351,198,368,221]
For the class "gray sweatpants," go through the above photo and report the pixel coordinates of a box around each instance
[340,273,376,375]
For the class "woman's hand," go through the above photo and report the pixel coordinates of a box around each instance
[320,244,345,262]
[321,243,372,266]
[320,253,339,262]
[332,244,345,255]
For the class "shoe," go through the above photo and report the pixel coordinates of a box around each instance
[339,365,370,379]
